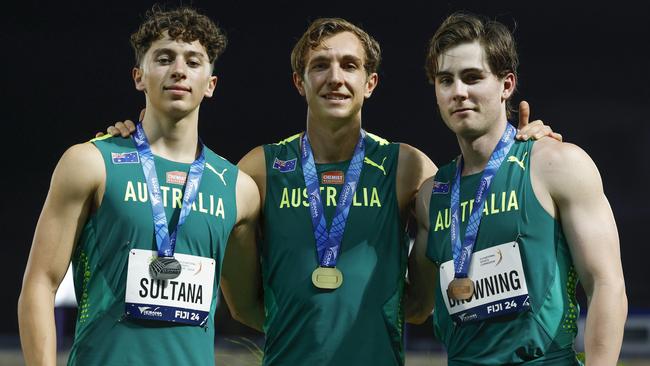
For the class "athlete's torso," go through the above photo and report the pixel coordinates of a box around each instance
[68,136,238,366]
[261,132,408,366]
[427,139,580,365]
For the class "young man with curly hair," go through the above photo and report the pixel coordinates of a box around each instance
[18,6,260,365]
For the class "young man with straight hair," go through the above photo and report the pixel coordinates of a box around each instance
[407,13,627,365]
[18,6,260,365]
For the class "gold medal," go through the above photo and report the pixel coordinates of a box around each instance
[447,277,474,301]
[311,266,343,289]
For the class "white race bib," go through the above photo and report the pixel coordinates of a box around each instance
[125,249,215,326]
[439,241,530,324]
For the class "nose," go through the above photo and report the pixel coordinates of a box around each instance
[170,58,187,80]
[452,80,468,101]
[327,64,344,88]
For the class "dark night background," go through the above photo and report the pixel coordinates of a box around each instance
[2,0,648,349]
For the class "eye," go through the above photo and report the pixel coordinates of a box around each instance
[463,73,482,84]
[311,63,327,71]
[437,76,453,86]
[156,55,172,65]
[343,62,358,70]
[187,59,202,68]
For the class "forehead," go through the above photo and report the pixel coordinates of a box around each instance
[145,31,208,57]
[437,41,490,74]
[305,31,366,62]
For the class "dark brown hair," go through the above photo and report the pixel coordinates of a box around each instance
[291,18,381,77]
[130,5,227,67]
[426,13,519,116]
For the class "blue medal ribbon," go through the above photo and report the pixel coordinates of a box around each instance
[301,130,366,267]
[133,123,206,257]
[450,123,516,278]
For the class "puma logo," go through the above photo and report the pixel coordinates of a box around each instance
[206,163,227,186]
[507,152,527,170]
[363,156,387,175]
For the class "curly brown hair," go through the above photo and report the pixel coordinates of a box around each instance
[291,18,381,78]
[426,13,519,117]
[130,5,227,67]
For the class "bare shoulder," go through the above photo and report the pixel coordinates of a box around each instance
[396,143,437,212]
[237,145,266,204]
[398,143,437,175]
[415,176,436,230]
[55,142,105,192]
[396,143,437,189]
[234,169,261,224]
[531,139,602,201]
[238,146,266,182]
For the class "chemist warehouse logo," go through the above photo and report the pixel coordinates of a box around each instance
[138,306,163,318]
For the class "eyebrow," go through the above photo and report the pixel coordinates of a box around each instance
[152,48,207,59]
[435,68,486,77]
[308,54,363,65]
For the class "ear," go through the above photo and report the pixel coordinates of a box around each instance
[204,75,218,98]
[133,67,146,92]
[501,72,516,101]
[293,72,305,96]
[364,72,379,98]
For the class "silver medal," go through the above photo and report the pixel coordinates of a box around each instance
[149,257,182,280]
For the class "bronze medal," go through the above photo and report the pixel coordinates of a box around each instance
[311,266,343,289]
[447,277,474,301]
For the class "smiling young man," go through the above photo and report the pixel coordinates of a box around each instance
[406,13,627,365]
[104,17,558,366]
[18,7,259,366]
[228,19,435,365]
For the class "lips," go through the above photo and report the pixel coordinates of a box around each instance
[452,107,475,114]
[322,92,350,100]
[164,85,191,92]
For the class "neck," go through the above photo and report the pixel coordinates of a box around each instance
[457,119,507,176]
[305,112,362,164]
[140,106,200,163]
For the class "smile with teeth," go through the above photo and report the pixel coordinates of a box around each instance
[324,93,349,100]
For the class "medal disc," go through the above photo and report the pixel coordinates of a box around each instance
[311,266,343,289]
[149,257,182,280]
[447,277,474,301]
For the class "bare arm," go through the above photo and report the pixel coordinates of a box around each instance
[220,169,263,331]
[405,177,439,324]
[532,140,626,365]
[396,143,437,217]
[18,143,103,365]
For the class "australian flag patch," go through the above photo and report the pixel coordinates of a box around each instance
[112,151,140,164]
[272,157,297,172]
[432,180,450,194]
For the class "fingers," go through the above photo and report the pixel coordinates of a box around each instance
[125,120,137,133]
[139,108,145,121]
[517,100,530,129]
[106,125,120,137]
[105,122,131,138]
[551,132,563,142]
[517,120,545,140]
[517,123,562,141]
[116,121,133,138]
[95,131,105,138]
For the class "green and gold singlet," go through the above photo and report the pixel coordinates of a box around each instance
[427,140,581,365]
[68,136,238,366]
[261,132,408,366]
